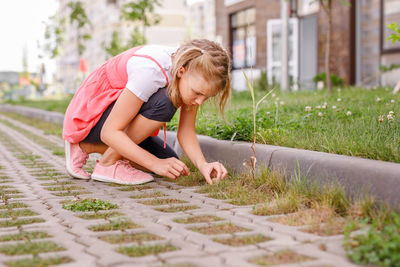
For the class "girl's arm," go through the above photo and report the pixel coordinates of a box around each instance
[101,88,188,179]
[177,104,228,184]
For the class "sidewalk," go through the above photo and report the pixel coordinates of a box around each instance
[0,109,363,266]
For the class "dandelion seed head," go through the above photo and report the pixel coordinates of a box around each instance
[318,112,323,117]
[337,98,342,102]
[376,97,381,102]
[387,114,394,121]
[391,99,395,103]
[305,106,311,112]
[346,111,352,116]
[389,111,394,116]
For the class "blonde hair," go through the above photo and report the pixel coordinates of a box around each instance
[167,39,231,116]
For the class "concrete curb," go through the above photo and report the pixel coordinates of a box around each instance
[1,103,400,206]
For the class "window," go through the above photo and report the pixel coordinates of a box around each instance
[381,0,400,53]
[230,8,256,69]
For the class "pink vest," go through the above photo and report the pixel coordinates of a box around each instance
[63,46,169,144]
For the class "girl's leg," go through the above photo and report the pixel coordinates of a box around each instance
[98,114,164,166]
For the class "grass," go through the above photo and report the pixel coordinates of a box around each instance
[166,87,400,163]
[0,202,29,209]
[173,215,224,224]
[77,211,124,220]
[213,234,272,246]
[0,209,38,218]
[249,250,315,266]
[138,198,187,206]
[89,218,142,232]
[0,241,65,255]
[129,191,167,199]
[5,256,73,267]
[117,243,177,257]
[62,198,118,212]
[3,96,72,113]
[52,191,91,196]
[99,232,163,244]
[0,231,51,242]
[154,205,200,213]
[116,185,153,191]
[0,218,45,228]
[189,223,249,235]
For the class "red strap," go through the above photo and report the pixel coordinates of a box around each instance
[163,123,167,149]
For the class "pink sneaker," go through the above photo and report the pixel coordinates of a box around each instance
[64,140,90,179]
[91,160,154,185]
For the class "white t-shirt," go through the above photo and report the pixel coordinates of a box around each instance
[125,45,178,102]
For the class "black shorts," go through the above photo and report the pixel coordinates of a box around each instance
[83,87,178,159]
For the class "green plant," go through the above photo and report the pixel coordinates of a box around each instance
[62,198,118,212]
[344,212,400,266]
[244,71,273,178]
[313,72,345,87]
[387,23,400,44]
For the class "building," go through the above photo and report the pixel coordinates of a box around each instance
[187,0,217,41]
[216,0,400,91]
[56,0,190,93]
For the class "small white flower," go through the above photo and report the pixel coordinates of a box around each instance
[391,99,395,103]
[322,105,327,109]
[376,97,381,102]
[317,81,324,90]
[389,111,394,116]
[280,101,285,106]
[337,98,342,102]
[276,97,280,101]
[378,115,385,122]
[272,93,276,98]
[266,111,271,115]
[332,105,337,109]
[318,112,323,117]
[346,111,352,116]
[305,106,311,112]
[387,114,394,121]
[337,88,341,92]
[316,105,321,109]
[323,102,328,106]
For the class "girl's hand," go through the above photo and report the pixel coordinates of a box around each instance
[152,158,190,180]
[198,162,228,184]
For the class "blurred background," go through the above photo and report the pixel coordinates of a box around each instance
[0,0,399,100]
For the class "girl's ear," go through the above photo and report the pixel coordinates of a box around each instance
[177,66,186,78]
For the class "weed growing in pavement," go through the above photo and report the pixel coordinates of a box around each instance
[0,231,51,242]
[89,217,142,232]
[213,234,272,247]
[77,211,124,220]
[0,202,29,209]
[0,218,45,228]
[343,211,400,267]
[173,215,223,224]
[62,198,118,212]
[249,250,315,266]
[154,205,200,213]
[0,241,65,255]
[117,243,177,257]
[189,223,249,235]
[0,209,38,218]
[99,232,163,244]
[129,191,167,199]
[5,256,73,267]
[138,198,187,206]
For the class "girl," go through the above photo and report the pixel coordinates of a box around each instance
[63,39,231,185]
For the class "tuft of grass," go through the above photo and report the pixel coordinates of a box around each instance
[0,231,51,242]
[89,218,142,232]
[117,185,153,191]
[0,218,45,228]
[117,243,178,257]
[0,241,65,255]
[0,202,29,209]
[249,250,315,266]
[213,234,272,246]
[173,215,224,224]
[189,223,249,235]
[138,198,187,206]
[44,185,85,191]
[52,191,91,197]
[129,191,167,199]
[62,198,118,212]
[99,232,163,244]
[77,211,124,220]
[269,205,336,226]
[0,209,38,218]
[301,217,357,236]
[40,181,74,186]
[154,205,200,213]
[5,256,73,267]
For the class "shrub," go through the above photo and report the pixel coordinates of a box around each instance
[313,72,345,87]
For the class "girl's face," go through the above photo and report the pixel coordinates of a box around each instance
[177,67,214,106]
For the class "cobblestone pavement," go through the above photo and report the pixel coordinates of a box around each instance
[0,114,363,267]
